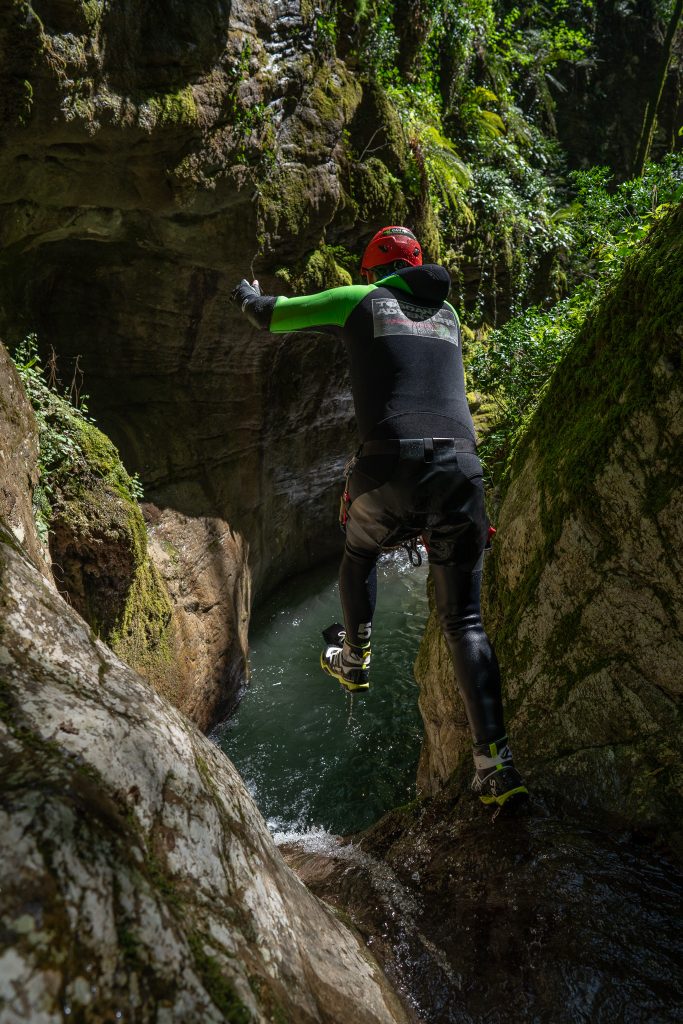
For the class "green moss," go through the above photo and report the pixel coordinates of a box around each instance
[276,244,353,292]
[308,63,360,124]
[110,555,174,683]
[81,0,103,27]
[194,753,220,802]
[72,417,139,506]
[308,85,339,124]
[258,164,315,241]
[64,94,96,123]
[188,933,252,1023]
[348,156,407,225]
[147,87,199,127]
[17,78,33,126]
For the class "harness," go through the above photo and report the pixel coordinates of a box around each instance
[339,452,357,530]
[339,437,481,567]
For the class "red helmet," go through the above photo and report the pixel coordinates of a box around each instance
[361,226,422,279]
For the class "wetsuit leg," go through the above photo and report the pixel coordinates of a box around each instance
[339,454,398,647]
[425,452,505,745]
[429,564,505,745]
[339,547,378,647]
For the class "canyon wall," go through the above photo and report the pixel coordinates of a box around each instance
[0,0,420,600]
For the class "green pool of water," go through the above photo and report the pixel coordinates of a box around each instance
[214,551,429,836]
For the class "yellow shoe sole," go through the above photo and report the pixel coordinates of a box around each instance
[479,785,529,807]
[320,653,370,692]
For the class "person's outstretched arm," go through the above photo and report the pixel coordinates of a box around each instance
[231,279,373,334]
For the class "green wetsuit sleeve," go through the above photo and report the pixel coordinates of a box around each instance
[269,284,375,333]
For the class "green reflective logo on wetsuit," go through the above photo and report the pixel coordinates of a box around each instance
[370,297,459,344]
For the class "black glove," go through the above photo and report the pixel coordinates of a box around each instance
[230,278,274,330]
[230,278,261,309]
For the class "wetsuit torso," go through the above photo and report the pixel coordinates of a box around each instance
[247,265,475,444]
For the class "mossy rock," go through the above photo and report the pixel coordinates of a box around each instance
[258,163,322,248]
[276,245,353,292]
[34,391,175,686]
[258,62,362,251]
[475,204,683,847]
[306,63,361,128]
[144,86,199,128]
[347,156,407,227]
[347,77,408,179]
[488,202,683,647]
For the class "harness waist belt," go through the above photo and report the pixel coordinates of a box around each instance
[360,437,477,458]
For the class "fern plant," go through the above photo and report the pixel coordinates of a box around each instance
[464,87,507,139]
[386,84,473,225]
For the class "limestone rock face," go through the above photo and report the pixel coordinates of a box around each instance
[0,345,51,579]
[0,0,416,596]
[145,505,251,731]
[415,205,683,847]
[0,523,408,1024]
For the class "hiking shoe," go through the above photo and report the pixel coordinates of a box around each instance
[320,641,370,692]
[471,735,529,807]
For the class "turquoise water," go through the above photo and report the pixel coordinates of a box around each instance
[214,551,429,836]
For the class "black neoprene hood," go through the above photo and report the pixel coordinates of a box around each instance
[387,264,451,304]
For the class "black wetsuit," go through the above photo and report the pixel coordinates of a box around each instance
[240,265,505,744]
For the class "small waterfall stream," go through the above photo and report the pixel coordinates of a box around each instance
[214,550,429,836]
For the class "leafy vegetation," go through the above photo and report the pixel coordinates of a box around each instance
[313,0,678,322]
[311,0,599,318]
[469,156,683,485]
[11,335,143,542]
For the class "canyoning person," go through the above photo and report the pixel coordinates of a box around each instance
[231,226,527,808]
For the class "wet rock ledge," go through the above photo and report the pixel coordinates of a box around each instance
[282,787,683,1024]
